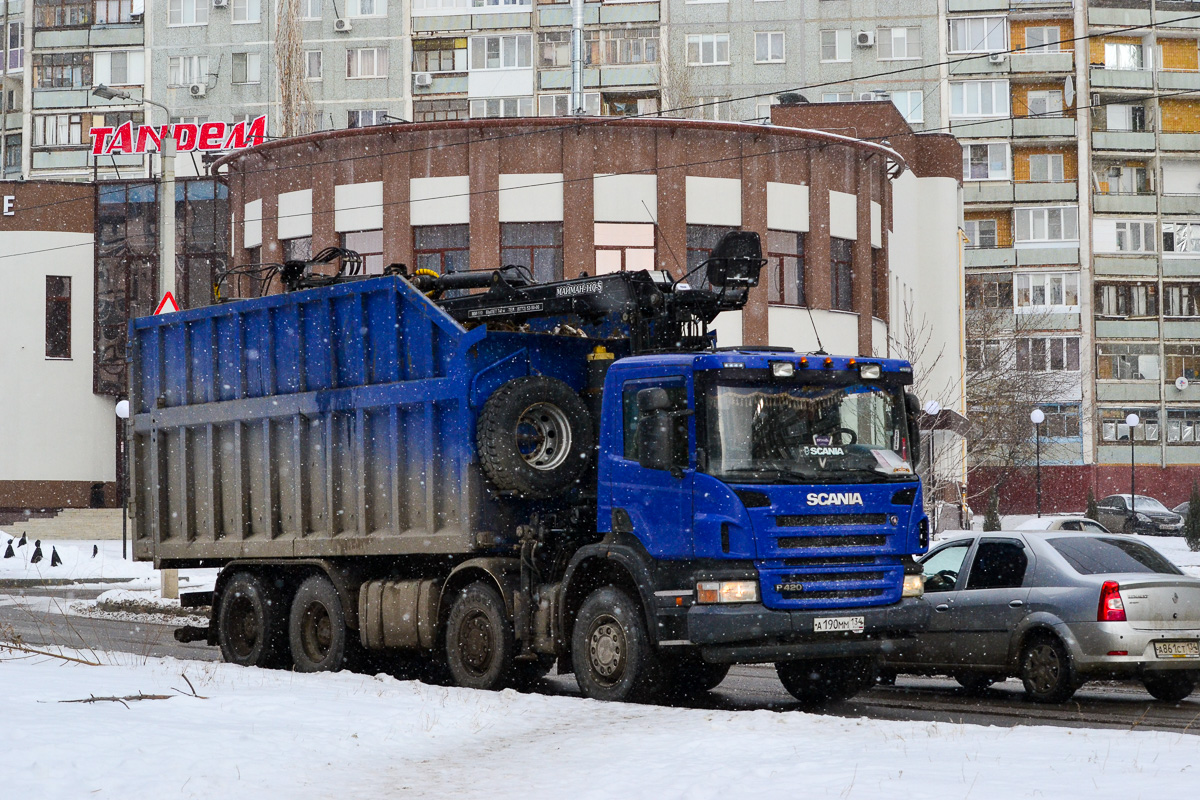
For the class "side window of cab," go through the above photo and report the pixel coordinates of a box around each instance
[622,379,688,463]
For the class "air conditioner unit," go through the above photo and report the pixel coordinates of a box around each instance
[988,52,1007,64]
[855,31,875,48]
[189,82,207,98]
[211,0,228,7]
[413,72,433,88]
[334,17,352,32]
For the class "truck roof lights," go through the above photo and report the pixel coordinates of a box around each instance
[823,357,833,369]
[859,363,882,380]
[771,361,795,377]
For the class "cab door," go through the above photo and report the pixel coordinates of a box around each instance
[943,538,1033,668]
[606,373,695,558]
[887,538,973,668]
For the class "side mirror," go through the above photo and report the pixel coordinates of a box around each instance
[638,387,672,413]
[905,392,923,469]
[705,231,764,289]
[636,413,676,472]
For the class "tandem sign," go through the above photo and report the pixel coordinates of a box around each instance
[89,116,267,156]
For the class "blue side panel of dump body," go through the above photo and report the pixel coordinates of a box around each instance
[128,276,604,566]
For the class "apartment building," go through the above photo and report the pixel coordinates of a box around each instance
[1,1,23,178]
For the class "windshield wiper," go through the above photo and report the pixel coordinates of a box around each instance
[820,467,914,484]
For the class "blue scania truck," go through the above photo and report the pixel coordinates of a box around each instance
[131,232,929,705]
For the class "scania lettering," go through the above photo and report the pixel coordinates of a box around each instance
[131,231,930,706]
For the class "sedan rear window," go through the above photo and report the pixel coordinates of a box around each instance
[1048,537,1182,576]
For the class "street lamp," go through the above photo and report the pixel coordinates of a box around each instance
[92,85,176,299]
[114,399,130,560]
[1030,408,1045,517]
[1126,413,1140,518]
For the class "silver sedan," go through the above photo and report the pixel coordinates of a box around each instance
[881,531,1200,703]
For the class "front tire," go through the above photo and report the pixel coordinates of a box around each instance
[659,653,730,699]
[217,572,289,669]
[1142,671,1197,703]
[1020,635,1077,703]
[444,582,516,691]
[776,658,874,707]
[572,586,660,703]
[289,575,349,673]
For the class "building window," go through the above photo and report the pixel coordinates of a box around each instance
[347,48,387,78]
[820,29,850,62]
[754,32,784,63]
[36,0,91,27]
[1116,220,1156,253]
[538,30,598,68]
[1038,404,1080,438]
[232,52,261,84]
[1100,408,1158,441]
[303,0,322,18]
[1024,26,1061,53]
[686,225,738,274]
[470,34,532,69]
[1106,104,1147,132]
[1028,153,1064,183]
[830,237,853,311]
[1015,271,1079,312]
[232,0,260,22]
[1016,337,1079,371]
[469,97,533,118]
[347,109,387,128]
[1167,409,1200,445]
[966,339,1002,371]
[890,91,923,123]
[1163,284,1200,317]
[414,98,469,122]
[595,223,655,274]
[950,80,1010,117]
[45,277,71,360]
[4,134,21,175]
[965,273,1012,308]
[33,53,92,89]
[878,27,920,60]
[948,16,1008,53]
[538,93,600,116]
[502,223,563,283]
[283,237,312,261]
[1014,206,1078,243]
[605,28,658,65]
[33,114,84,146]
[1026,90,1063,117]
[346,0,386,15]
[1167,344,1200,381]
[95,0,135,24]
[1105,42,1146,71]
[1096,164,1150,195]
[1095,281,1157,318]
[305,50,322,80]
[822,92,853,103]
[687,34,730,65]
[1096,344,1159,381]
[414,39,466,72]
[342,230,383,274]
[1163,221,1200,254]
[94,51,144,86]
[168,0,208,26]
[7,21,23,71]
[766,230,804,305]
[168,55,209,86]
[963,142,1009,181]
[963,219,998,248]
[414,224,470,279]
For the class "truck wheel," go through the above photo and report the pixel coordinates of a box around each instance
[1020,635,1077,703]
[660,653,730,699]
[1142,671,1197,703]
[572,586,660,703]
[477,376,594,499]
[289,575,349,673]
[776,658,873,707]
[445,582,516,691]
[217,572,289,669]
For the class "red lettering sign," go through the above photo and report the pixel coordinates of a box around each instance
[88,116,267,155]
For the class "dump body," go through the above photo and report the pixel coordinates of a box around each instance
[129,276,606,566]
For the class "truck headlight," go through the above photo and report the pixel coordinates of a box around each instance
[902,574,924,598]
[696,581,760,604]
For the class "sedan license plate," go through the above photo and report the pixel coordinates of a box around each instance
[813,616,865,634]
[1153,641,1200,659]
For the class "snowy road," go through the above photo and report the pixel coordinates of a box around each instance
[5,586,1198,735]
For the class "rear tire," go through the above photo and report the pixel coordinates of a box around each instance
[216,572,289,669]
[1020,635,1077,703]
[289,575,349,673]
[444,582,516,691]
[1142,671,1197,703]
[572,586,661,703]
[776,658,874,707]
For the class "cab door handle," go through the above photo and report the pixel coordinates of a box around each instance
[1009,600,1025,608]
[935,603,950,612]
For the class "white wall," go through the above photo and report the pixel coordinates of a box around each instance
[0,231,116,482]
[768,307,860,355]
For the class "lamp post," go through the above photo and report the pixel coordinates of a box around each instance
[1030,408,1045,517]
[1126,413,1140,518]
[114,399,129,559]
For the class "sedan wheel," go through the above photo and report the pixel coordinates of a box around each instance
[1142,671,1197,703]
[1020,636,1077,703]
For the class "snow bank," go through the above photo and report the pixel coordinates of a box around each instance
[0,535,216,589]
[1,652,1196,799]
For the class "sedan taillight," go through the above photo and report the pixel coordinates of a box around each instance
[1098,580,1126,622]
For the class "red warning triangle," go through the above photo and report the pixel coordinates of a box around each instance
[154,292,180,315]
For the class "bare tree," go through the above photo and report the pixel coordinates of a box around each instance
[276,0,316,137]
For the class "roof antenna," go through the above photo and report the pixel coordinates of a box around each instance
[804,304,827,355]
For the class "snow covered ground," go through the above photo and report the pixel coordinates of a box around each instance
[0,535,217,591]
[1,650,1196,800]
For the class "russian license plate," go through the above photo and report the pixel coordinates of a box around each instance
[813,616,865,634]
[1153,641,1200,659]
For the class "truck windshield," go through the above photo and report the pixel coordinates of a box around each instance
[701,380,914,485]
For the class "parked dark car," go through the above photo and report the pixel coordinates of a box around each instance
[1095,494,1184,535]
[1175,501,1191,518]
[1015,516,1110,534]
[881,532,1200,703]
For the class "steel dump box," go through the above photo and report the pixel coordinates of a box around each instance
[129,277,596,566]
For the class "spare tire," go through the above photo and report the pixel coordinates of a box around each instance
[477,376,593,498]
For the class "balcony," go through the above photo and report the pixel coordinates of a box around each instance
[1009,52,1073,75]
[947,0,1009,11]
[1016,246,1079,266]
[538,3,599,26]
[1093,255,1158,277]
[1014,181,1077,202]
[964,247,1016,268]
[1164,320,1200,339]
[1164,256,1200,277]
[1089,66,1154,91]
[1156,8,1200,30]
[963,181,1014,204]
[1161,194,1200,215]
[1012,116,1075,138]
[1158,70,1200,92]
[1091,130,1156,151]
[1094,319,1160,339]
[1093,192,1157,214]
[951,118,1013,138]
[950,54,1010,77]
[1088,6,1152,27]
[1160,133,1200,151]
[413,73,468,95]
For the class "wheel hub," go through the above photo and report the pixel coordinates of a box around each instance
[588,619,625,683]
[1027,644,1060,693]
[459,610,495,675]
[514,403,572,471]
[227,596,258,659]
[301,602,333,661]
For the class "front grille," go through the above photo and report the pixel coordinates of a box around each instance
[778,588,887,601]
[783,556,876,566]
[777,534,887,549]
[781,570,882,584]
[777,514,887,527]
